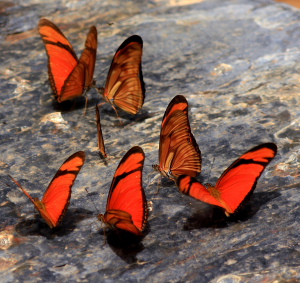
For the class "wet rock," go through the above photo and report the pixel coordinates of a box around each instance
[0,0,299,282]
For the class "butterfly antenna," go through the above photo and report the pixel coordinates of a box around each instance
[110,104,123,126]
[8,175,26,195]
[84,188,107,238]
[85,188,101,215]
[206,157,215,185]
[83,93,89,116]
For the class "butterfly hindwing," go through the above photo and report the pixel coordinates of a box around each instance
[41,151,86,227]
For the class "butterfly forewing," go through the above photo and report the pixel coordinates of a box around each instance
[161,95,188,127]
[80,26,97,87]
[41,151,86,227]
[102,146,147,235]
[215,143,277,213]
[103,35,145,115]
[38,19,78,98]
[156,95,201,179]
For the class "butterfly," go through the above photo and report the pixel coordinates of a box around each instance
[38,19,97,104]
[153,95,202,180]
[176,143,277,216]
[95,105,107,158]
[10,151,85,228]
[98,35,145,115]
[98,146,148,235]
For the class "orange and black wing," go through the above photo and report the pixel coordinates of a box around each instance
[9,151,85,228]
[60,26,97,102]
[154,95,201,179]
[38,19,78,100]
[38,19,97,102]
[177,143,277,215]
[161,95,188,128]
[177,175,223,208]
[95,105,107,158]
[103,35,145,114]
[40,151,86,227]
[100,146,147,235]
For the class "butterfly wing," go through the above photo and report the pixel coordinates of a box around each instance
[155,95,201,179]
[161,95,189,127]
[177,143,277,215]
[60,26,98,102]
[176,175,224,208]
[40,151,86,227]
[103,35,145,114]
[95,105,107,158]
[100,146,147,235]
[38,19,78,100]
[214,143,277,214]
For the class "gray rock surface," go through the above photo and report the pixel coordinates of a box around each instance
[0,0,299,282]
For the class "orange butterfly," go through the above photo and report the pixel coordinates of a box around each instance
[153,95,202,180]
[177,143,277,216]
[95,105,107,158]
[38,19,97,104]
[10,151,85,228]
[99,35,145,115]
[98,146,148,235]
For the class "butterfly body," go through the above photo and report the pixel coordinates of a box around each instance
[10,151,85,228]
[177,143,277,216]
[98,146,148,236]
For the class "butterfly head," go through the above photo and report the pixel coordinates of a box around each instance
[98,213,115,230]
[152,164,177,180]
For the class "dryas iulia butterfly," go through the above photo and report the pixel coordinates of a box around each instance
[38,19,97,103]
[98,146,148,235]
[177,143,277,216]
[153,95,202,180]
[99,35,145,115]
[95,105,107,158]
[10,151,85,228]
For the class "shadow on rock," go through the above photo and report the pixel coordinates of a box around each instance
[51,96,99,113]
[103,224,150,264]
[15,208,94,239]
[99,106,155,126]
[183,191,281,230]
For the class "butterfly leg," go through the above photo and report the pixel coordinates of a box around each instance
[83,93,89,116]
[110,104,124,126]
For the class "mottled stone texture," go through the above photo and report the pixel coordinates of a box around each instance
[0,0,299,282]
